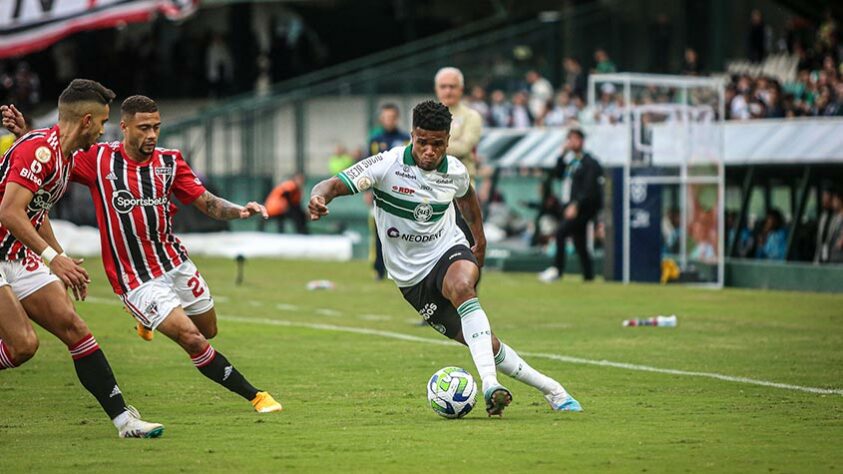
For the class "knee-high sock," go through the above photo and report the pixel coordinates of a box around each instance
[0,339,15,369]
[457,298,499,391]
[69,334,128,419]
[495,342,566,396]
[190,344,260,400]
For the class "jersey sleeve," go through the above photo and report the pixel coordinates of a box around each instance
[335,152,391,194]
[172,152,207,205]
[453,158,471,198]
[7,141,55,193]
[69,146,100,185]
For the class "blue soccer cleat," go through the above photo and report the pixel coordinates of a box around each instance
[545,391,583,412]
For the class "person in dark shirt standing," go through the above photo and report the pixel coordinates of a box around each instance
[367,103,410,280]
[369,103,410,156]
[539,128,603,283]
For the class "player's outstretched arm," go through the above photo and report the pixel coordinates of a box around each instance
[192,190,269,221]
[455,184,487,267]
[0,183,90,299]
[308,176,352,221]
[1,104,29,138]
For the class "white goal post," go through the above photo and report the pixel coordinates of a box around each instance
[587,73,727,287]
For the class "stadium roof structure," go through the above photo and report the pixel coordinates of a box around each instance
[480,118,843,169]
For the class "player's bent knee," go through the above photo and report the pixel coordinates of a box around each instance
[446,279,477,303]
[200,322,218,340]
[58,312,91,345]
[179,328,209,355]
[9,334,39,365]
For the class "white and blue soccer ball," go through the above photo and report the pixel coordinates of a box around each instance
[427,367,477,419]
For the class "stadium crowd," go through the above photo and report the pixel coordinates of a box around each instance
[464,11,843,126]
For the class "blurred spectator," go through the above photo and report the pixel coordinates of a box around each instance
[828,188,843,263]
[542,91,579,127]
[817,9,839,54]
[681,48,702,76]
[649,14,672,73]
[563,57,587,97]
[593,49,617,73]
[466,85,491,124]
[662,207,681,254]
[595,83,621,124]
[510,91,533,128]
[489,89,511,127]
[726,209,754,258]
[525,70,554,119]
[369,103,410,155]
[754,208,788,260]
[434,66,483,247]
[815,184,835,263]
[261,173,308,234]
[367,104,410,280]
[206,33,234,98]
[328,145,355,175]
[0,131,13,157]
[434,67,483,179]
[747,9,767,63]
[8,62,40,112]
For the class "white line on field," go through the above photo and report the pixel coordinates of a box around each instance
[80,297,842,396]
[219,315,843,396]
[358,314,393,321]
[275,303,299,311]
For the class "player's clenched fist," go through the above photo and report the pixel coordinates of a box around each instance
[309,195,329,221]
[239,202,268,219]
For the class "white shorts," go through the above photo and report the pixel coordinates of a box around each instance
[120,260,214,331]
[0,255,60,300]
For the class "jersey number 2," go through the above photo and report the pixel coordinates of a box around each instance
[187,271,205,298]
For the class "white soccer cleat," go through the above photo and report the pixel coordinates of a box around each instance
[544,389,583,412]
[538,267,560,283]
[117,406,164,438]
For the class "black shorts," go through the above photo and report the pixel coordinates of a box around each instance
[399,244,478,340]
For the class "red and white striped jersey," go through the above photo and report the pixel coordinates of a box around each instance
[71,142,206,294]
[0,125,72,261]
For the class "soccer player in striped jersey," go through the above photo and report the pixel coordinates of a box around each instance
[0,80,162,438]
[3,95,283,414]
[309,101,582,416]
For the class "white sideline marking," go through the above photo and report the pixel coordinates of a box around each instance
[81,297,842,396]
[315,308,342,317]
[358,314,393,321]
[220,315,843,396]
[276,303,299,311]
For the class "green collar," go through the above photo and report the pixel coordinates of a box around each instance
[403,145,449,173]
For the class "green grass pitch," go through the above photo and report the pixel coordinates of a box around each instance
[1,257,841,473]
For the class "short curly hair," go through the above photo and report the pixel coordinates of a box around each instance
[412,100,452,132]
[121,95,158,118]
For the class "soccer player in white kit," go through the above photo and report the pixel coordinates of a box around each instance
[309,101,581,415]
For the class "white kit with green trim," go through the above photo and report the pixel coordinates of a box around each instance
[337,145,471,287]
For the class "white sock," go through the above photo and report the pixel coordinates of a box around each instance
[495,343,566,396]
[457,298,499,391]
[112,409,131,428]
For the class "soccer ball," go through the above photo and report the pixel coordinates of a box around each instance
[427,367,477,419]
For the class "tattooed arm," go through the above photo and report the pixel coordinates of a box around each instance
[192,191,269,221]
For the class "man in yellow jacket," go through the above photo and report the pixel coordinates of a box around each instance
[435,67,483,244]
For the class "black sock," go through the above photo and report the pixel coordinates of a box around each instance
[190,344,259,400]
[69,334,126,420]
